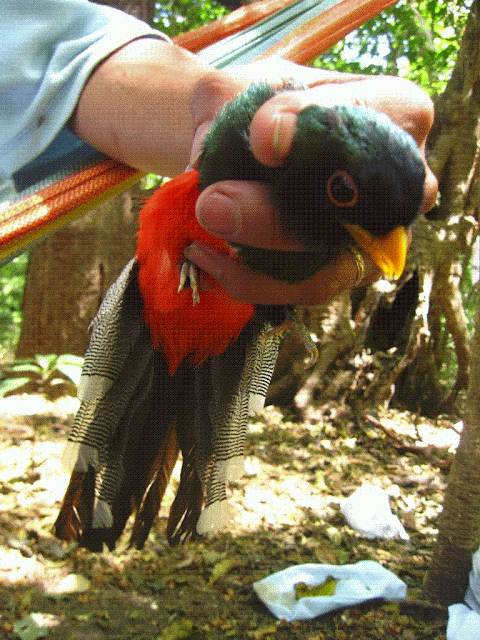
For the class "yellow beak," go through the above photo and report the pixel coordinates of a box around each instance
[342,224,408,280]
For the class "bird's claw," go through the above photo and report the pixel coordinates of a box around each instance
[262,312,318,367]
[296,322,319,367]
[178,260,200,305]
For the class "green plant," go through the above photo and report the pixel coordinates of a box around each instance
[0,353,84,399]
[154,0,227,38]
[0,253,28,357]
[316,0,471,95]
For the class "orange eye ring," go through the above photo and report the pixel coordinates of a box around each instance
[326,171,359,207]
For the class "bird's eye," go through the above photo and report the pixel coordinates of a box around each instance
[326,171,359,207]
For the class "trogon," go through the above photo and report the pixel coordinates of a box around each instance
[54,83,425,550]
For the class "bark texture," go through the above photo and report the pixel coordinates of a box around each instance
[16,186,144,357]
[423,302,480,604]
[422,0,480,605]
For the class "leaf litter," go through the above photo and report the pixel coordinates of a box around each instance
[0,394,453,639]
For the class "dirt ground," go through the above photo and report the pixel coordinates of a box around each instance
[0,393,458,639]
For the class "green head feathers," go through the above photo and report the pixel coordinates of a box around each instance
[199,82,425,283]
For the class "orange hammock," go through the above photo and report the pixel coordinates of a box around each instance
[0,0,398,263]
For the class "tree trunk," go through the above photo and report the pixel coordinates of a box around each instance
[423,300,480,605]
[16,187,143,357]
[405,0,480,413]
[15,0,155,357]
[421,0,480,605]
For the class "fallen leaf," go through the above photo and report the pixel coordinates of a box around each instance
[294,576,338,599]
[157,619,194,639]
[247,624,278,639]
[209,557,239,585]
[13,613,62,640]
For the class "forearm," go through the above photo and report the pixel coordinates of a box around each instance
[71,38,245,178]
[71,45,434,182]
[1,0,172,178]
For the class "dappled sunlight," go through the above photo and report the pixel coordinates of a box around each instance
[0,393,452,638]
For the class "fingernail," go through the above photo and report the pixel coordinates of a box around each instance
[196,189,242,239]
[272,111,296,159]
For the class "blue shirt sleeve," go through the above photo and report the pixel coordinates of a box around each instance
[0,0,170,180]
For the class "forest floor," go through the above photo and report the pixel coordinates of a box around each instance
[0,392,460,640]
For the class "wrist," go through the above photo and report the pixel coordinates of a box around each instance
[71,38,214,176]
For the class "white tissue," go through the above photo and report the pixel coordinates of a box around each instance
[447,604,480,640]
[340,485,409,540]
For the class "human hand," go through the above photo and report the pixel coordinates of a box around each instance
[186,62,437,305]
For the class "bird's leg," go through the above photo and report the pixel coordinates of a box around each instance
[178,260,200,305]
[295,322,319,367]
[262,310,318,367]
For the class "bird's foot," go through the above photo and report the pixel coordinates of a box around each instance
[295,321,319,367]
[178,260,200,305]
[262,312,318,367]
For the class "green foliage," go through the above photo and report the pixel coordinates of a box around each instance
[0,253,28,356]
[316,0,472,94]
[0,353,84,398]
[153,0,227,38]
[141,174,166,191]
[155,0,471,97]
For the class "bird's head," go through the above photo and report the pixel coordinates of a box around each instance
[270,104,426,279]
[199,84,426,282]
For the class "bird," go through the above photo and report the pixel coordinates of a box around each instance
[54,82,425,550]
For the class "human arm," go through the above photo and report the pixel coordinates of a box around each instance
[71,43,437,302]
[0,0,171,179]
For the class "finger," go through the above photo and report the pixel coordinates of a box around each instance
[189,121,211,169]
[249,77,437,169]
[248,85,375,167]
[184,242,381,306]
[189,65,360,167]
[249,91,316,167]
[195,181,304,250]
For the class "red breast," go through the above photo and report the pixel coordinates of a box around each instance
[136,170,254,374]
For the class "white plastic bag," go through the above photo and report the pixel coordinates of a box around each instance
[447,604,480,640]
[447,547,480,639]
[466,547,480,614]
[340,485,409,540]
[253,561,407,621]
